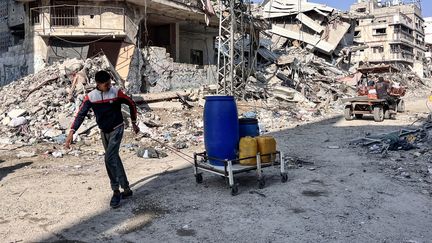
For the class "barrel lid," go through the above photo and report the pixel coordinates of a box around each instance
[239,118,258,124]
[205,95,235,101]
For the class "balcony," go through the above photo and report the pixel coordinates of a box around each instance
[390,32,415,44]
[389,52,414,62]
[30,5,126,37]
[365,52,414,64]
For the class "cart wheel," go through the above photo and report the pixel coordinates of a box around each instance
[344,106,354,121]
[397,100,405,113]
[355,114,363,119]
[281,173,288,183]
[231,185,239,196]
[373,106,384,122]
[384,109,390,119]
[258,178,266,189]
[195,173,203,184]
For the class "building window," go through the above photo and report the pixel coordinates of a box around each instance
[190,49,203,65]
[373,28,387,35]
[356,8,366,13]
[354,31,361,38]
[51,5,78,26]
[29,1,40,25]
[372,46,384,53]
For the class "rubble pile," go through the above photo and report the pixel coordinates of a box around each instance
[0,56,121,146]
[351,122,432,193]
[127,46,217,94]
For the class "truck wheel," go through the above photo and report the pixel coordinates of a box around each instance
[384,109,390,119]
[344,106,353,121]
[397,100,405,113]
[373,106,384,122]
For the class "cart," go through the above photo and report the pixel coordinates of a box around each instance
[193,151,287,195]
[342,96,404,122]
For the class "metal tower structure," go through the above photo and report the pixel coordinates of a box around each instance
[216,0,257,98]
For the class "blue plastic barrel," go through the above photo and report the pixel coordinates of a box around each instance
[204,96,239,166]
[239,118,259,138]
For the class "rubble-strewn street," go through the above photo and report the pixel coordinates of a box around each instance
[1,0,432,242]
[1,97,432,242]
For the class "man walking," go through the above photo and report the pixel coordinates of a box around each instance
[65,70,140,208]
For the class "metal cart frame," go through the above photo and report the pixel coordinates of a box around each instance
[193,151,287,195]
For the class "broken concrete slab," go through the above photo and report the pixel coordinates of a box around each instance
[7,109,27,119]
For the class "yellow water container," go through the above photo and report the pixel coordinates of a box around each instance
[239,136,258,166]
[256,136,277,163]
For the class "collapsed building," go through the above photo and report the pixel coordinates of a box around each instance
[259,0,357,66]
[350,0,427,77]
[0,0,219,91]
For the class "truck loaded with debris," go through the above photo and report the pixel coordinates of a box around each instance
[342,65,407,122]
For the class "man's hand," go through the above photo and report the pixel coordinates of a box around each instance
[132,122,140,134]
[64,130,74,149]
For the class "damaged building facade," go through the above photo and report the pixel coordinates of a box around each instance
[260,0,356,64]
[425,16,432,77]
[350,0,426,76]
[0,0,27,86]
[0,0,218,92]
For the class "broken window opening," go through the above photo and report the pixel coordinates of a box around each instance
[372,46,384,53]
[190,49,203,66]
[29,2,41,25]
[373,28,387,35]
[354,31,361,38]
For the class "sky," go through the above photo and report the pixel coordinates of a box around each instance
[311,0,432,18]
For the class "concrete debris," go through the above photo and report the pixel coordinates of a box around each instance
[0,55,120,146]
[7,109,27,119]
[127,46,217,94]
[351,123,432,182]
[16,151,36,158]
[52,151,63,158]
[137,147,168,159]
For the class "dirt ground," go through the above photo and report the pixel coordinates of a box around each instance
[1,96,432,243]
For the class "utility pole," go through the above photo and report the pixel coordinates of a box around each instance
[216,0,257,98]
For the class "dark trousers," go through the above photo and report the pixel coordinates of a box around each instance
[101,126,129,191]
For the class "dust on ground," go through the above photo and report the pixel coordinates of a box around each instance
[1,97,432,243]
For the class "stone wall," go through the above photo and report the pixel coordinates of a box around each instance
[0,44,29,86]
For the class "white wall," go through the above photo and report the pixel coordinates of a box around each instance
[425,17,432,45]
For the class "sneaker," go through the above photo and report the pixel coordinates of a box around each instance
[110,190,121,208]
[121,188,133,199]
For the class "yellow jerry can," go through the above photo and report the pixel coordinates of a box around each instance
[239,136,258,166]
[256,136,277,163]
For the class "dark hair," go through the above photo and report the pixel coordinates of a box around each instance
[378,77,384,82]
[95,70,111,83]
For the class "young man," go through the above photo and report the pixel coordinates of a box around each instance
[65,70,140,208]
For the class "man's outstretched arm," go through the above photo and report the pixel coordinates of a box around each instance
[65,96,92,148]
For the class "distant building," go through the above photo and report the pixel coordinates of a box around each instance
[425,17,431,76]
[350,0,426,76]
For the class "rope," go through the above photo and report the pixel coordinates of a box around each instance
[139,134,195,165]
